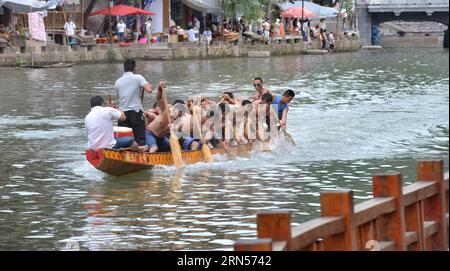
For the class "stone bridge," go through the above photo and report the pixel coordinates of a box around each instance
[356,0,449,46]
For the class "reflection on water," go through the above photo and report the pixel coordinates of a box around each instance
[0,48,448,250]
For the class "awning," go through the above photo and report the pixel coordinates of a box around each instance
[89,5,157,17]
[277,1,342,19]
[181,0,220,14]
[181,0,207,12]
[0,0,59,13]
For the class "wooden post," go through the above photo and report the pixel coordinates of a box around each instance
[108,0,112,44]
[234,239,272,251]
[81,0,84,30]
[404,203,424,251]
[373,173,407,251]
[320,190,357,251]
[417,160,448,251]
[256,210,291,250]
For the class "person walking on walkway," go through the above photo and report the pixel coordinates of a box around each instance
[115,59,153,147]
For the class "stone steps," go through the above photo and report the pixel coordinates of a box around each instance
[306,49,329,55]
[248,51,271,58]
[361,45,383,50]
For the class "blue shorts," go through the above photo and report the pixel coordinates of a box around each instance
[182,137,202,151]
[146,131,171,152]
[113,137,135,149]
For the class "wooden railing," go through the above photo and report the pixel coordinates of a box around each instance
[234,160,449,251]
[16,12,82,31]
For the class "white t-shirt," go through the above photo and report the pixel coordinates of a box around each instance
[64,21,76,36]
[145,21,152,34]
[85,106,122,151]
[115,72,149,112]
[188,29,198,42]
[117,22,127,33]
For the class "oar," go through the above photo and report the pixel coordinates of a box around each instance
[140,88,150,127]
[269,103,297,147]
[280,124,297,146]
[192,103,214,163]
[161,86,185,170]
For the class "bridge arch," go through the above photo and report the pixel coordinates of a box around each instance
[356,0,449,47]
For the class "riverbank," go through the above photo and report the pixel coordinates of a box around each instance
[0,36,361,67]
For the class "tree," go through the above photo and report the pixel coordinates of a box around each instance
[335,0,354,39]
[220,0,272,21]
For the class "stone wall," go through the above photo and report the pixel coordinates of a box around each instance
[0,36,361,67]
[380,35,445,48]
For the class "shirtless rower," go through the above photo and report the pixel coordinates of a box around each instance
[145,81,176,153]
[251,77,274,102]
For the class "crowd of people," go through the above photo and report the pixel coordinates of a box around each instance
[230,16,342,52]
[85,59,296,154]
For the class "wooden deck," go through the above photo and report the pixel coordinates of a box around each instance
[234,160,449,251]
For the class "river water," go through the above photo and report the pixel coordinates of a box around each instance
[0,48,448,251]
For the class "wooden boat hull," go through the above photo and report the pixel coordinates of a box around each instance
[86,144,254,176]
[21,63,75,69]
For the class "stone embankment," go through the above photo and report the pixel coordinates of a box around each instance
[0,36,361,67]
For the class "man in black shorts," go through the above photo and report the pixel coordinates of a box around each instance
[115,59,153,146]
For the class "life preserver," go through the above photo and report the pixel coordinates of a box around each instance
[113,126,133,139]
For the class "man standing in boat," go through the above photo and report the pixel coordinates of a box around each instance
[115,59,153,147]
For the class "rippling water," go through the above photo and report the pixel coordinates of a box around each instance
[0,48,448,250]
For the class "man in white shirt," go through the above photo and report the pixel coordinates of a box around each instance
[145,18,152,43]
[64,18,76,44]
[202,28,213,45]
[117,19,127,42]
[187,26,198,42]
[85,96,148,152]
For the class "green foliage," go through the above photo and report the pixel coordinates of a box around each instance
[107,47,117,62]
[15,58,28,66]
[220,0,271,20]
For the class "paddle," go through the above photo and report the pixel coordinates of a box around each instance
[281,126,297,146]
[140,87,150,128]
[269,101,297,147]
[192,101,214,163]
[160,85,185,170]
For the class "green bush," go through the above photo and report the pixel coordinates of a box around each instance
[16,58,28,66]
[107,47,117,62]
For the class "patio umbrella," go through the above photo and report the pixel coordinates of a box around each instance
[89,4,156,16]
[281,7,315,19]
[278,1,342,19]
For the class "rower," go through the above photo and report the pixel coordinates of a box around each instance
[145,82,173,153]
[272,89,295,129]
[85,96,148,153]
[251,77,274,102]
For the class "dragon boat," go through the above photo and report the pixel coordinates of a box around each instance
[86,127,255,176]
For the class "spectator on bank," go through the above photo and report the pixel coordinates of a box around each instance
[202,28,213,45]
[117,19,127,42]
[328,31,335,53]
[145,18,152,44]
[273,19,281,39]
[64,17,76,44]
[187,26,198,42]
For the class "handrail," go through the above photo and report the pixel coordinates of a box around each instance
[234,159,449,251]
